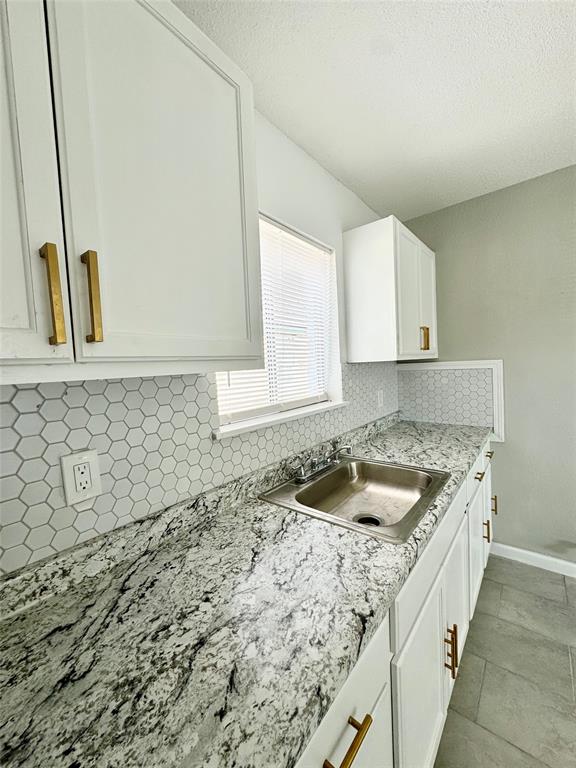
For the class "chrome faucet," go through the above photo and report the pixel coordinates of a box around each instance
[294,444,352,484]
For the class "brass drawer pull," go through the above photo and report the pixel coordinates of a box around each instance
[491,495,498,515]
[39,243,67,345]
[420,325,430,351]
[323,714,373,768]
[444,623,458,679]
[474,471,485,482]
[483,519,491,543]
[81,250,103,342]
[485,450,494,460]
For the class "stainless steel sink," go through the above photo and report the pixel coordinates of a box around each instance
[261,456,450,544]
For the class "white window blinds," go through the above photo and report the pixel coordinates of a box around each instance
[216,217,336,425]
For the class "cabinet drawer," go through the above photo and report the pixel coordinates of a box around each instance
[296,615,392,768]
[390,482,466,653]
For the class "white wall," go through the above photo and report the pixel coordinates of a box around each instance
[255,111,379,362]
[0,112,396,575]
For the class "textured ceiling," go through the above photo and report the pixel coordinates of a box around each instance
[176,0,576,219]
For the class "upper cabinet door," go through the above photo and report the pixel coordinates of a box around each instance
[47,0,263,366]
[0,0,74,364]
[395,224,421,357]
[418,244,438,357]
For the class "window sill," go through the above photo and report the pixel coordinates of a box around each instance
[212,400,349,440]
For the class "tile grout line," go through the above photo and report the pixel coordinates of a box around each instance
[468,659,570,768]
[569,646,576,704]
[473,656,487,723]
[445,703,552,768]
[473,603,574,653]
[475,654,576,713]
[484,571,568,606]
[470,610,576,707]
[489,588,576,648]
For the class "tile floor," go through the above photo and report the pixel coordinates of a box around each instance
[435,556,576,768]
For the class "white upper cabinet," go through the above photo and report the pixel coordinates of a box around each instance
[343,215,438,361]
[418,242,438,357]
[1,0,263,383]
[0,0,74,365]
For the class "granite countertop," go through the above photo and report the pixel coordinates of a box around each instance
[0,421,490,768]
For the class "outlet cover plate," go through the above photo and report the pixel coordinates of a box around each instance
[60,450,102,507]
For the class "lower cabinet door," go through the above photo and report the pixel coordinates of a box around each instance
[468,483,485,618]
[295,615,393,768]
[442,514,470,705]
[392,576,445,768]
[351,681,393,768]
[483,463,493,566]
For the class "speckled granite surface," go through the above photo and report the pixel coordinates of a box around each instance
[0,420,490,768]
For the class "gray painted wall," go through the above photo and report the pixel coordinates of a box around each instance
[407,166,576,563]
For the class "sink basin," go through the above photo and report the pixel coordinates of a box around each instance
[261,456,450,544]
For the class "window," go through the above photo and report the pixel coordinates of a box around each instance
[216,216,339,426]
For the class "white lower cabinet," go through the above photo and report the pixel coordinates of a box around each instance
[298,443,494,768]
[483,462,493,566]
[295,615,393,768]
[468,450,493,617]
[468,487,485,618]
[442,515,470,704]
[391,514,470,768]
[391,575,445,768]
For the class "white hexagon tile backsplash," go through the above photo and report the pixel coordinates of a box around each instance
[398,367,493,428]
[0,363,398,574]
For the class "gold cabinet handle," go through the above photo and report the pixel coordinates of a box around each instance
[81,250,103,342]
[39,242,67,345]
[491,494,498,515]
[323,714,373,768]
[474,471,485,482]
[444,623,458,679]
[483,519,491,543]
[485,450,494,460]
[420,325,430,351]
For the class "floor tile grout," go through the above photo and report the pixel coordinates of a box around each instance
[471,608,573,654]
[438,561,576,768]
[445,705,552,768]
[473,656,486,723]
[474,654,574,709]
[462,658,572,768]
[569,646,576,703]
[483,571,568,606]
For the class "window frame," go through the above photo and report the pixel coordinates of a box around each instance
[214,213,344,438]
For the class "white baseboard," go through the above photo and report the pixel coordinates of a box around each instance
[491,542,576,579]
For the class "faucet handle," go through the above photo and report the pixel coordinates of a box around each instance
[294,463,307,481]
[310,455,323,470]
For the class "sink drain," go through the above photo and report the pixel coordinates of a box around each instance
[353,514,382,527]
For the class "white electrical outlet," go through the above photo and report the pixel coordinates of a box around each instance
[61,450,102,507]
[74,461,92,493]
